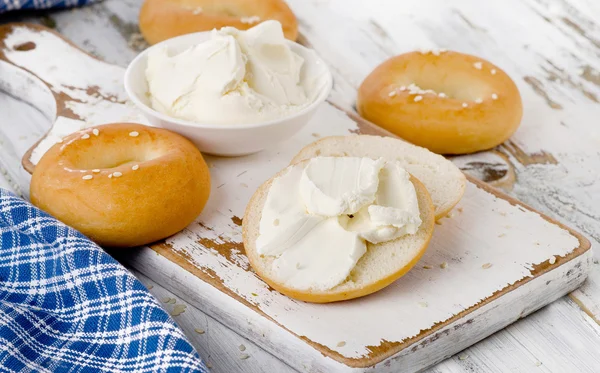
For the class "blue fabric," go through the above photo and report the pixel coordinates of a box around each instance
[0,188,207,372]
[0,0,99,13]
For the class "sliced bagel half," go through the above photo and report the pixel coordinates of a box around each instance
[243,159,435,303]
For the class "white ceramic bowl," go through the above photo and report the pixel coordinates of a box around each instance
[124,32,332,156]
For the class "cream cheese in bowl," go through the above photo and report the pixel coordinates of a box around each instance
[125,20,332,156]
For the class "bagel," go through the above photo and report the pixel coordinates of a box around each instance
[30,123,211,248]
[357,50,523,154]
[243,159,435,303]
[291,135,466,220]
[139,0,298,45]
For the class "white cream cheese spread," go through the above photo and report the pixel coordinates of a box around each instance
[145,20,317,125]
[256,157,422,291]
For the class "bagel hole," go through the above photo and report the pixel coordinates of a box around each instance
[64,143,163,171]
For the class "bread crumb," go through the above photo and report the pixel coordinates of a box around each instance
[457,207,463,213]
[206,362,212,369]
[440,262,448,269]
[311,133,320,138]
[169,298,177,304]
[498,233,506,238]
[251,292,258,296]
[458,353,469,360]
[423,265,433,269]
[337,341,346,347]
[482,263,492,269]
[418,302,428,308]
[163,297,172,303]
[147,285,153,290]
[240,183,248,188]
[195,328,205,334]
[273,219,280,226]
[549,256,556,265]
[435,220,443,225]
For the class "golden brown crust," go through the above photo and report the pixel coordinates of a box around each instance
[357,51,523,154]
[243,161,435,303]
[139,0,298,45]
[30,123,211,248]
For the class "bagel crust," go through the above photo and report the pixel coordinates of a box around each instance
[30,123,211,248]
[139,0,298,45]
[357,51,523,154]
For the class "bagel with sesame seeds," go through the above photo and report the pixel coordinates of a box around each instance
[357,50,523,154]
[30,123,211,248]
[139,0,298,45]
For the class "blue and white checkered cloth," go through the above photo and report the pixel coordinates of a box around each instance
[0,188,207,372]
[0,0,99,13]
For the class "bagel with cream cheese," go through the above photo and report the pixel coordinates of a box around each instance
[139,0,298,45]
[30,123,211,248]
[243,159,435,303]
[357,50,523,154]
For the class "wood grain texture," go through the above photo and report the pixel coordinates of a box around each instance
[1,0,600,372]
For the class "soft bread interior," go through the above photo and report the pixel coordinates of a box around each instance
[291,135,465,219]
[243,159,435,303]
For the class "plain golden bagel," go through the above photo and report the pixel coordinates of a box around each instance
[30,123,211,248]
[242,160,435,303]
[357,51,523,154]
[139,0,298,45]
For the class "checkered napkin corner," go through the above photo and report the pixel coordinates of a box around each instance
[0,188,207,373]
[0,0,100,13]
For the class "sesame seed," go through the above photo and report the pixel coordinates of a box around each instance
[239,353,250,360]
[473,62,483,70]
[92,169,100,173]
[108,174,113,179]
[81,134,90,139]
[192,6,202,15]
[112,172,123,178]
[549,256,557,265]
[337,341,346,347]
[132,165,139,171]
[414,95,423,102]
[388,91,397,97]
[458,354,469,360]
[129,131,139,137]
[273,219,280,226]
[418,302,428,308]
[399,86,407,91]
[492,93,498,100]
[92,128,99,136]
[438,92,447,98]
[475,98,483,104]
[491,69,497,75]
[440,262,448,269]
[82,175,93,180]
[482,263,493,269]
[462,102,468,108]
[194,328,205,334]
[239,344,246,351]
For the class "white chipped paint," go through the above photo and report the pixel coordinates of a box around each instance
[2,26,149,164]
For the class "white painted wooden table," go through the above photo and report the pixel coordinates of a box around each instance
[2,1,600,372]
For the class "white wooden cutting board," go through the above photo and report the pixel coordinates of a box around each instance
[0,23,592,373]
